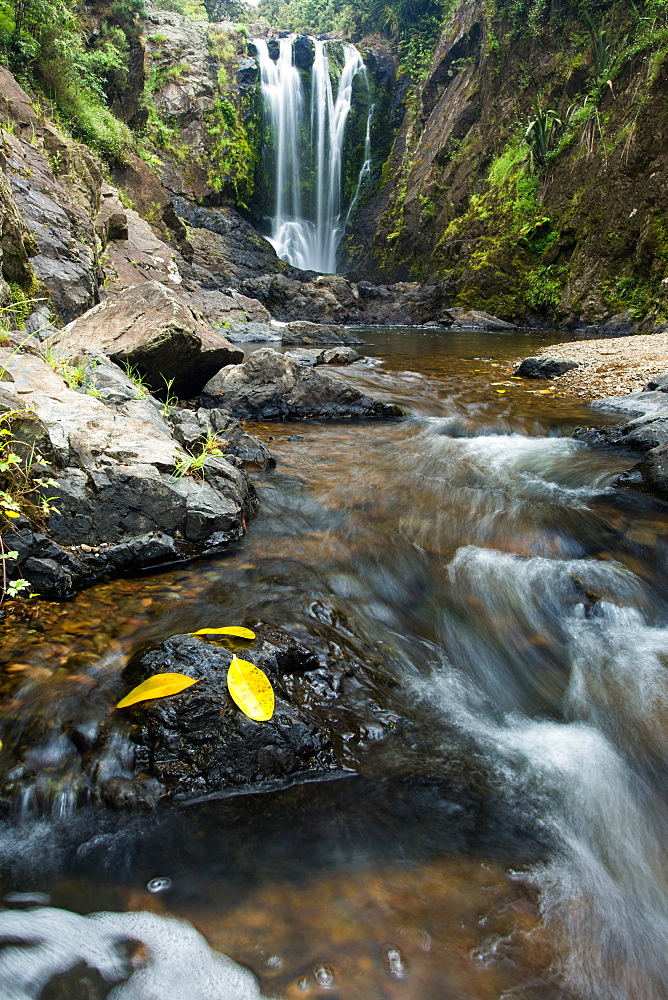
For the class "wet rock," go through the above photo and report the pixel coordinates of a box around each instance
[293,34,315,70]
[515,356,582,379]
[120,624,396,800]
[577,382,668,500]
[99,775,158,811]
[282,322,364,345]
[48,281,243,398]
[643,372,668,392]
[284,347,361,365]
[200,348,404,421]
[590,390,668,417]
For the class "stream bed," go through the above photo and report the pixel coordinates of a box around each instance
[0,327,667,999]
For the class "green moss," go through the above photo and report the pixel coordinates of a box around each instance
[206,97,257,206]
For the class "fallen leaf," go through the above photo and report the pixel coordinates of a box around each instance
[189,626,256,640]
[227,655,274,722]
[2,511,20,518]
[495,389,506,393]
[116,672,200,709]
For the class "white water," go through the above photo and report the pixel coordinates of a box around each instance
[255,36,370,273]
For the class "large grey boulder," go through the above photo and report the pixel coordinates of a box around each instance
[0,346,259,596]
[200,348,404,421]
[48,281,243,398]
[447,307,516,331]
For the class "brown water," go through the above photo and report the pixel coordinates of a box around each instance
[0,328,667,1000]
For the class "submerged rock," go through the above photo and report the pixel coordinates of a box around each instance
[200,348,404,421]
[515,356,582,379]
[48,281,243,398]
[282,321,364,345]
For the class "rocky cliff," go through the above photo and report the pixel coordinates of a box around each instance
[341,0,668,328]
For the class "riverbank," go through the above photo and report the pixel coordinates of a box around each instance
[516,329,668,401]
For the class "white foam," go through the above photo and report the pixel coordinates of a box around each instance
[0,908,266,1000]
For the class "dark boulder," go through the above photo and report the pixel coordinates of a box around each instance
[643,372,668,392]
[515,356,582,379]
[199,348,404,421]
[119,624,399,801]
[293,35,315,70]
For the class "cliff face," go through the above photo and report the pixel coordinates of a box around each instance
[341,0,668,327]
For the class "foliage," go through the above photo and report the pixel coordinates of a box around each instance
[256,0,453,79]
[206,97,257,205]
[189,626,256,638]
[204,0,247,20]
[123,361,151,399]
[0,409,58,601]
[0,0,141,162]
[116,672,200,708]
[227,654,275,721]
[523,106,562,174]
[585,5,624,80]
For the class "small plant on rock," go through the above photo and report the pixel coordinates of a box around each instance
[123,360,151,398]
[170,434,228,481]
[0,411,59,602]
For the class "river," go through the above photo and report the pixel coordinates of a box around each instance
[0,327,667,999]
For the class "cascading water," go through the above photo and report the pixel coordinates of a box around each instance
[255,36,371,273]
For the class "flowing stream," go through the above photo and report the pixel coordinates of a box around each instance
[256,36,371,272]
[0,328,667,998]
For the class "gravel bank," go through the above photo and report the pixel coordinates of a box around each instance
[519,331,668,400]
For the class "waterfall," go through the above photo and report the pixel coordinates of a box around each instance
[255,36,371,274]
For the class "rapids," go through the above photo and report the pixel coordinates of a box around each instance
[0,327,667,999]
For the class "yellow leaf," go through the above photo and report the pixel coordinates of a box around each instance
[116,672,200,709]
[227,655,274,722]
[189,626,256,640]
[3,510,20,518]
[495,389,506,393]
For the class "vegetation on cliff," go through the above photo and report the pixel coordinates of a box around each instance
[0,0,260,205]
[343,0,668,324]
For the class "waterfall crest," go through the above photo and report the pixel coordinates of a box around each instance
[255,36,371,274]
